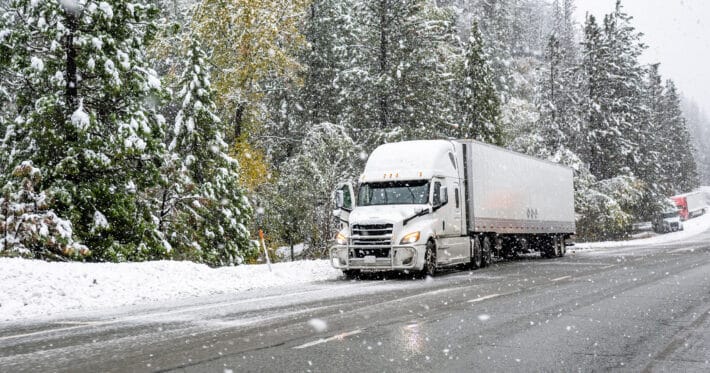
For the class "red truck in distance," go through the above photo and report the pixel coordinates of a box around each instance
[671,192,706,220]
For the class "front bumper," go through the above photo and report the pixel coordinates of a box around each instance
[329,244,420,270]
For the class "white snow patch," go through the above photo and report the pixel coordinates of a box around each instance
[0,259,341,321]
[30,56,44,72]
[59,0,81,14]
[98,2,113,19]
[307,318,328,332]
[477,314,490,321]
[70,100,90,130]
[92,210,109,230]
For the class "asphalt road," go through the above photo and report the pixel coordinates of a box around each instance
[2,229,710,372]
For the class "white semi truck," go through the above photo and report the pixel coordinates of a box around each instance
[330,140,576,277]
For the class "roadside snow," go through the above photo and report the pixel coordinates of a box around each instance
[574,212,710,249]
[0,259,340,322]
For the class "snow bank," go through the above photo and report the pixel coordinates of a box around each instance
[0,259,341,322]
[574,211,710,249]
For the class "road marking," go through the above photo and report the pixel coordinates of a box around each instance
[0,323,110,342]
[539,261,611,266]
[293,329,362,349]
[550,276,571,282]
[668,247,694,254]
[467,293,502,303]
[600,265,615,269]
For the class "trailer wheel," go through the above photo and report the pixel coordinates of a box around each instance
[423,240,437,277]
[469,237,482,269]
[482,236,492,267]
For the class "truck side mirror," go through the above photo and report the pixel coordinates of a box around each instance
[335,190,344,209]
[440,186,448,206]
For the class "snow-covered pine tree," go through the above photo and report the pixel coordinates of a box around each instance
[1,162,87,259]
[454,21,503,144]
[263,0,356,167]
[579,2,646,181]
[339,0,458,149]
[162,38,254,266]
[0,0,167,260]
[682,99,710,185]
[629,63,669,218]
[276,123,359,257]
[658,80,698,193]
[471,0,516,101]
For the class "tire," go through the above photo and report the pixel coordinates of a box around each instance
[482,236,492,267]
[342,269,360,279]
[469,237,482,269]
[423,240,437,277]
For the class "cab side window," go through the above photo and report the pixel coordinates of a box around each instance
[340,185,352,210]
[433,182,442,206]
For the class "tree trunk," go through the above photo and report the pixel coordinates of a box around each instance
[378,0,389,130]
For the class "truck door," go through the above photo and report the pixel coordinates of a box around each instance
[432,178,467,263]
[451,181,463,235]
[334,183,355,230]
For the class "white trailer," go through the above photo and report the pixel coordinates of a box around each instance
[331,140,576,278]
[684,191,707,218]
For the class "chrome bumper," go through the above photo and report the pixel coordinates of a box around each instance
[329,244,419,270]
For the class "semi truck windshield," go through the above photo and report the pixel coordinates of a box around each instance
[357,180,430,206]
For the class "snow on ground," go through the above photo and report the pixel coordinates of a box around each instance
[0,259,341,322]
[573,211,710,249]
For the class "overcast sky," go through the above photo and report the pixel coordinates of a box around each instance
[574,0,710,114]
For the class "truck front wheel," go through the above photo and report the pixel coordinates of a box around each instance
[469,237,482,269]
[423,240,437,277]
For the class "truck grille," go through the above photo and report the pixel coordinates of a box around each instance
[352,248,391,258]
[351,224,393,247]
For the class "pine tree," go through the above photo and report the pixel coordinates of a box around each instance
[0,0,167,260]
[339,0,459,149]
[659,80,698,193]
[160,38,254,265]
[1,162,88,258]
[579,2,647,181]
[454,21,503,144]
[275,123,359,257]
[475,0,513,98]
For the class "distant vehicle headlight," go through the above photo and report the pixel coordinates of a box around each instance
[335,232,348,245]
[400,231,420,244]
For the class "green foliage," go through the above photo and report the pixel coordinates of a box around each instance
[1,162,88,259]
[159,39,254,266]
[454,21,503,145]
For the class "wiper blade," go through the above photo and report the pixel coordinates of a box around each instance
[404,208,430,226]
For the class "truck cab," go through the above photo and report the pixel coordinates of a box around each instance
[331,140,468,276]
[652,210,683,233]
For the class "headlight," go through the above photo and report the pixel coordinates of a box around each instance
[335,232,348,245]
[400,231,420,244]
